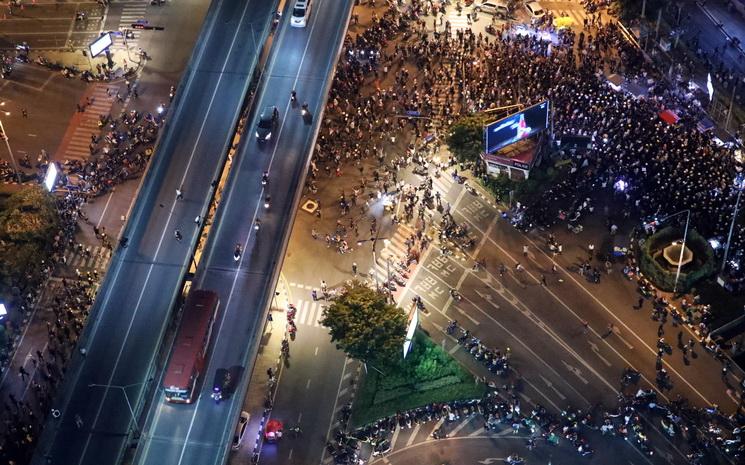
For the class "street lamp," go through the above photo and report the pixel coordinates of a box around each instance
[0,103,21,184]
[88,382,146,435]
[721,176,745,273]
[356,236,390,292]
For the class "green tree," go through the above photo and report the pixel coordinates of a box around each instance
[320,280,407,365]
[445,113,491,163]
[0,186,60,291]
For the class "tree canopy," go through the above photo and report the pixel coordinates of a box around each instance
[445,113,491,163]
[0,186,60,292]
[320,280,407,365]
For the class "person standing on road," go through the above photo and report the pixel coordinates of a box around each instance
[352,262,358,276]
[603,323,615,338]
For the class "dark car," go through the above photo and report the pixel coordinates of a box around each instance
[256,106,279,141]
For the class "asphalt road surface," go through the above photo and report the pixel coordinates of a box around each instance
[30,0,277,464]
[383,165,737,463]
[134,2,355,465]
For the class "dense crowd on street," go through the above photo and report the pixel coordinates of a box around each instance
[304,0,745,462]
[0,190,98,464]
[2,0,745,461]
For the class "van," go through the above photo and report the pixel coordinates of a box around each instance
[474,1,510,19]
[232,411,250,451]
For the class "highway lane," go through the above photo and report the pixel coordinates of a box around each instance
[30,1,277,464]
[135,1,355,465]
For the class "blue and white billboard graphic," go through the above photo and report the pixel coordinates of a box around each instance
[484,101,549,154]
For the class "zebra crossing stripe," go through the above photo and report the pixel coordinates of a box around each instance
[298,299,310,325]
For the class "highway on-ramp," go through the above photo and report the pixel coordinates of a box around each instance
[134,1,354,465]
[31,1,277,464]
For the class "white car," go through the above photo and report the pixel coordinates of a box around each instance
[232,411,250,450]
[291,0,311,28]
[474,1,510,19]
[525,2,545,21]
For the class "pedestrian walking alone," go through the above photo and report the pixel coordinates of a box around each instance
[352,262,358,276]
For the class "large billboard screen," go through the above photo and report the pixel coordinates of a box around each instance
[89,33,112,58]
[484,101,549,154]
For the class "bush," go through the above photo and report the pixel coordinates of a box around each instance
[352,331,486,426]
[638,226,715,292]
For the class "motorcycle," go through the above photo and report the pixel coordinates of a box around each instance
[505,454,524,465]
[262,171,269,185]
[254,219,261,231]
[264,195,271,209]
[233,243,242,261]
[450,289,462,301]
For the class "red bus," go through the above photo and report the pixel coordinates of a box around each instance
[163,289,220,403]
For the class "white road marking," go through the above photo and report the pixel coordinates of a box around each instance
[405,423,421,446]
[538,374,567,400]
[449,417,471,436]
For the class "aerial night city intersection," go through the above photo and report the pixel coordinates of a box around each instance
[1,1,745,465]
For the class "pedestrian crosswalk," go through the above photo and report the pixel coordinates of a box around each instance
[446,9,471,32]
[114,1,149,51]
[62,244,112,272]
[56,84,117,162]
[292,299,326,327]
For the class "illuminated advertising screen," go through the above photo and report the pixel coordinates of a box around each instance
[43,163,58,192]
[89,33,112,58]
[402,307,419,358]
[484,101,549,154]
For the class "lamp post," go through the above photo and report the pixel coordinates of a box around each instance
[654,209,691,294]
[0,104,22,184]
[88,382,145,435]
[722,177,745,273]
[356,236,390,292]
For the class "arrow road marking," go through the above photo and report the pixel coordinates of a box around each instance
[539,375,567,400]
[561,360,589,384]
[478,458,506,465]
[588,340,613,367]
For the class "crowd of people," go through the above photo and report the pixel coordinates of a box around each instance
[305,0,745,462]
[0,190,98,464]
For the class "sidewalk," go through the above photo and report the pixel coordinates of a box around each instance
[241,275,290,461]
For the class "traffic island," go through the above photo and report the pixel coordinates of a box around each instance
[351,331,486,427]
[638,226,715,293]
